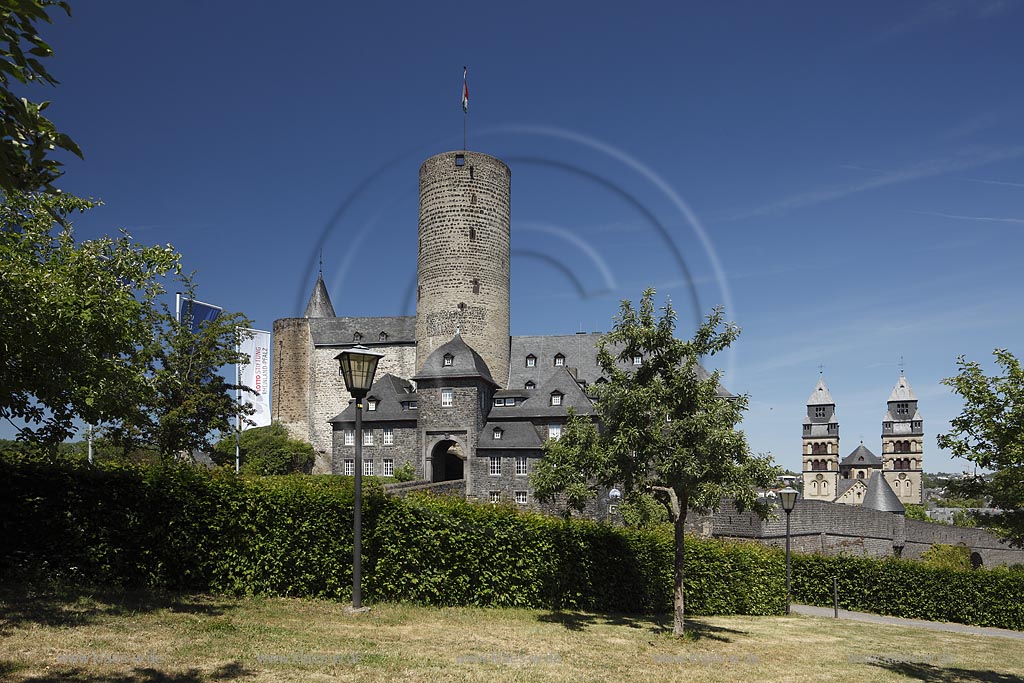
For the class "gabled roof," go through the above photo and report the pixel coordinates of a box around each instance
[477,421,544,450]
[309,316,416,346]
[836,478,866,498]
[488,367,594,419]
[304,273,336,318]
[412,333,498,387]
[840,443,882,467]
[807,377,835,406]
[329,373,417,424]
[888,373,917,402]
[862,473,906,514]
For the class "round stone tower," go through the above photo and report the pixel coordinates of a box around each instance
[415,150,511,386]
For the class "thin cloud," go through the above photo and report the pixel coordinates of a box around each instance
[907,210,1024,225]
[726,145,1024,221]
[963,177,1024,189]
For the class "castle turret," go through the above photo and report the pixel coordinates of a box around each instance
[802,376,840,501]
[881,371,924,504]
[415,150,511,386]
[304,272,336,318]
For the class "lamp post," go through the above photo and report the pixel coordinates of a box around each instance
[779,486,799,614]
[335,345,384,611]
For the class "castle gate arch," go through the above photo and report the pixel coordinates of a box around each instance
[427,437,466,483]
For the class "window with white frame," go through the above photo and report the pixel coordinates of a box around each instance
[382,458,394,477]
[493,398,504,407]
[443,353,454,367]
[489,456,501,476]
[548,424,562,440]
[525,354,536,368]
[633,354,642,366]
[525,381,535,390]
[363,430,374,446]
[514,491,528,505]
[553,353,565,367]
[343,459,354,476]
[550,391,563,406]
[363,459,374,476]
[441,388,453,407]
[489,491,501,503]
[515,456,528,476]
[382,427,394,445]
[493,427,503,440]
[367,399,378,411]
[344,430,354,446]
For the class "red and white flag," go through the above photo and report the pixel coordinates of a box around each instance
[462,66,469,113]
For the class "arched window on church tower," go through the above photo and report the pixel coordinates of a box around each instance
[822,480,829,494]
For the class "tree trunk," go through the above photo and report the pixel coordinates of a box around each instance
[673,510,687,636]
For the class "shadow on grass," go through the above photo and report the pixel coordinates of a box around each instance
[869,660,1024,683]
[535,611,747,641]
[0,584,237,636]
[15,662,252,682]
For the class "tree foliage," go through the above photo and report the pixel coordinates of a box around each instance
[0,0,82,193]
[937,349,1024,547]
[1,191,180,445]
[532,408,607,518]
[212,423,314,475]
[532,289,779,635]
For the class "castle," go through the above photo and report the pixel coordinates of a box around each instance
[272,149,646,505]
[801,373,924,508]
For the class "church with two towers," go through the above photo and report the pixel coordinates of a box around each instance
[801,373,924,508]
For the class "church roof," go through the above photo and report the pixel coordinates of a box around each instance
[836,478,866,498]
[304,273,336,318]
[477,421,544,450]
[807,377,835,406]
[862,473,905,514]
[412,334,498,387]
[840,443,882,467]
[328,373,417,424]
[888,373,917,402]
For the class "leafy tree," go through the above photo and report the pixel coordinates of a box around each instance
[212,422,313,475]
[1,191,180,446]
[920,543,971,571]
[532,409,607,518]
[904,503,928,521]
[103,279,254,459]
[533,289,778,636]
[0,0,82,193]
[393,462,417,482]
[937,349,1024,547]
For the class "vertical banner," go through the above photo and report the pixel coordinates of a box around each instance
[239,328,272,429]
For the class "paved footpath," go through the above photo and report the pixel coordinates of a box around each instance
[791,604,1024,640]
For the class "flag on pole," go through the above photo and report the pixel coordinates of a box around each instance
[238,328,272,429]
[462,66,469,113]
[176,293,222,335]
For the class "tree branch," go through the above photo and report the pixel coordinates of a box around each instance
[651,485,681,522]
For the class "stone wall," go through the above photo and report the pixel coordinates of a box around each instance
[469,449,536,505]
[331,421,419,477]
[271,319,312,444]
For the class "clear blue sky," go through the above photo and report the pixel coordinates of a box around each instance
[22,1,1024,473]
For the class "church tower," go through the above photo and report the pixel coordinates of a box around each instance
[881,372,924,505]
[802,376,840,501]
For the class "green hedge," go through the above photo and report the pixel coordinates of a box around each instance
[792,553,1024,630]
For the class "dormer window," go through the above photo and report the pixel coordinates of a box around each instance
[525,354,536,368]
[443,353,454,367]
[493,398,504,407]
[367,399,378,412]
[353,332,362,342]
[632,354,643,366]
[379,331,388,342]
[493,427,503,440]
[525,381,535,390]
[550,391,563,406]
[554,354,565,367]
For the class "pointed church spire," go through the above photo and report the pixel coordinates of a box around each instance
[304,271,336,318]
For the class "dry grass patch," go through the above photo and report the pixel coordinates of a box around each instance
[1,585,1021,682]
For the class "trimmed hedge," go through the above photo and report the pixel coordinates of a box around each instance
[792,553,1024,630]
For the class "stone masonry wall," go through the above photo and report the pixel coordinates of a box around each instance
[331,421,419,477]
[271,319,311,444]
[416,379,487,488]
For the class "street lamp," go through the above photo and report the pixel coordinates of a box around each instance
[335,345,384,611]
[779,486,799,614]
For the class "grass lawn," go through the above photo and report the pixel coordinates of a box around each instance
[1,586,1022,683]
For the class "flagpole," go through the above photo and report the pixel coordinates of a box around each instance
[235,328,241,475]
[462,66,468,150]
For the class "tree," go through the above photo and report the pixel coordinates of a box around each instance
[531,409,607,518]
[920,543,972,571]
[533,289,779,636]
[937,349,1024,547]
[1,191,180,445]
[103,279,254,459]
[0,0,82,193]
[212,423,313,475]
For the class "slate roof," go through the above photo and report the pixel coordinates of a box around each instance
[309,316,416,347]
[477,421,544,450]
[487,368,594,419]
[862,473,906,514]
[888,373,918,402]
[328,374,418,424]
[836,478,865,498]
[840,443,882,467]
[807,377,835,405]
[412,333,499,387]
[304,273,336,318]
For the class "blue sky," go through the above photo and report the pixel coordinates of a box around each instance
[19,1,1024,473]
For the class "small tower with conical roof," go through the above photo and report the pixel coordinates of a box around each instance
[881,371,924,505]
[802,375,841,501]
[303,271,336,319]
